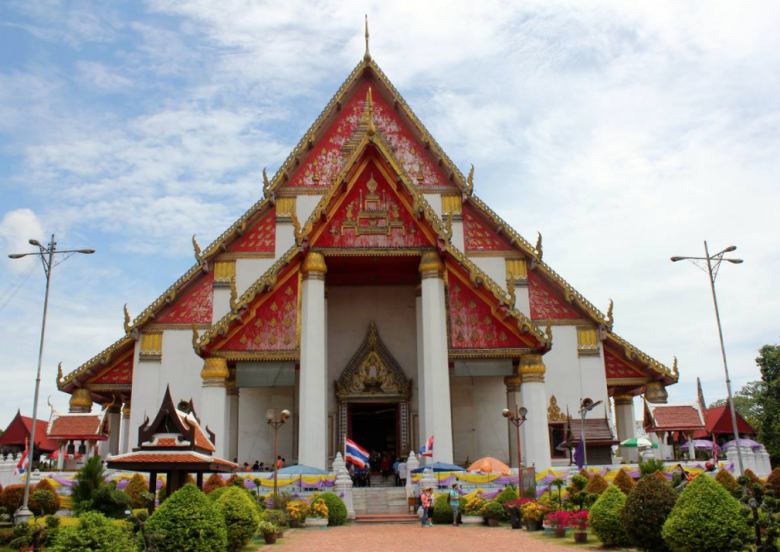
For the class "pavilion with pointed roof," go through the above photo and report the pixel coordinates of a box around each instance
[55,25,680,471]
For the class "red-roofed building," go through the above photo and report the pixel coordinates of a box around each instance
[644,402,705,461]
[693,404,756,442]
[46,410,109,470]
[0,410,58,458]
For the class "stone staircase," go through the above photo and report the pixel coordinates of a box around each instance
[353,487,413,520]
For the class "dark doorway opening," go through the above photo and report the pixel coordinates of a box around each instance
[349,403,399,466]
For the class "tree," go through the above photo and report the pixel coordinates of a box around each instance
[124,473,149,509]
[623,475,677,552]
[756,342,780,464]
[146,484,227,552]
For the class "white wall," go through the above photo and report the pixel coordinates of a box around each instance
[235,258,275,296]
[468,256,507,292]
[237,387,294,466]
[213,287,232,322]
[129,340,158,448]
[296,194,324,223]
[451,376,510,465]
[514,283,531,318]
[424,194,442,217]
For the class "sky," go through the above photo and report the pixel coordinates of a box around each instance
[0,0,778,430]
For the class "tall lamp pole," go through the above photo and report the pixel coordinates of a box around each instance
[8,234,95,521]
[266,408,290,509]
[502,406,528,489]
[671,241,744,475]
[579,398,603,469]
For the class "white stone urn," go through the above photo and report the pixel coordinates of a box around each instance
[305,517,328,527]
[461,515,483,525]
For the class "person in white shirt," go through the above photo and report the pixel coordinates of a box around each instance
[398,461,408,486]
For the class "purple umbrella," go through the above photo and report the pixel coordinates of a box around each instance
[680,439,716,451]
[723,439,761,450]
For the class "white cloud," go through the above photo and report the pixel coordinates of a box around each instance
[0,209,45,272]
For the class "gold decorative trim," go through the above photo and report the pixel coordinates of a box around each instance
[518,353,546,384]
[302,251,327,279]
[70,388,94,410]
[613,394,634,406]
[276,188,328,196]
[504,375,521,393]
[145,323,211,331]
[466,250,517,258]
[606,377,649,386]
[318,248,430,257]
[606,333,677,381]
[533,319,593,327]
[448,348,533,359]
[88,384,132,392]
[211,351,299,362]
[216,252,275,261]
[547,395,569,422]
[419,251,445,279]
[418,186,460,194]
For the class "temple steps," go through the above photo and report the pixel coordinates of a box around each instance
[354,514,419,525]
[353,487,412,515]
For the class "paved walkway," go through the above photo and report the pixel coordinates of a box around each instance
[260,525,575,551]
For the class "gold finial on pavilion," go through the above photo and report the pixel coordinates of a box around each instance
[465,164,474,196]
[192,235,203,264]
[229,277,238,312]
[366,87,376,137]
[535,232,543,261]
[672,356,679,379]
[57,362,63,384]
[363,15,371,62]
[191,322,200,350]
[606,299,614,330]
[263,167,272,197]
[123,303,131,334]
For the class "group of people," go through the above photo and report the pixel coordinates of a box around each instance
[418,483,461,528]
[347,452,409,487]
[234,456,286,473]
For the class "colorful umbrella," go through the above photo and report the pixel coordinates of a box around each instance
[723,439,761,450]
[620,438,658,449]
[680,440,716,451]
[466,457,511,475]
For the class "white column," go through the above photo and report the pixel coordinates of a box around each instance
[504,374,522,467]
[107,404,121,456]
[418,253,453,464]
[415,284,425,458]
[56,443,65,470]
[299,251,328,470]
[687,432,695,462]
[228,388,239,463]
[200,357,230,459]
[120,402,131,454]
[614,395,638,462]
[518,354,552,471]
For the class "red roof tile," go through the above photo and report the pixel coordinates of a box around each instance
[179,413,215,452]
[108,452,236,467]
[693,405,756,438]
[47,413,108,440]
[0,411,58,452]
[647,405,704,431]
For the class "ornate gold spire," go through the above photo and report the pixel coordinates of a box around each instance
[123,303,131,334]
[192,235,203,264]
[364,15,371,62]
[57,362,63,384]
[672,356,679,379]
[366,87,376,137]
[606,299,614,330]
[465,164,474,196]
[535,232,543,261]
[263,167,272,197]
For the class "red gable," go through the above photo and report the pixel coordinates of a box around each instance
[282,79,448,192]
[462,203,514,253]
[447,263,532,350]
[701,405,756,436]
[90,349,133,385]
[528,272,581,320]
[604,349,646,380]
[227,208,275,254]
[0,411,58,452]
[313,157,432,249]
[156,272,214,325]
[216,266,300,353]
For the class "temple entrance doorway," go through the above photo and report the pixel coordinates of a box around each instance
[349,403,399,463]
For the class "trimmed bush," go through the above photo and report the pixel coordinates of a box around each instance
[207,486,230,503]
[215,487,260,552]
[1,484,25,512]
[226,474,243,487]
[662,473,749,552]
[146,484,228,552]
[651,470,669,483]
[613,468,637,495]
[204,473,226,494]
[623,473,677,552]
[89,481,131,518]
[494,486,519,505]
[32,480,60,515]
[767,467,780,495]
[715,469,740,493]
[585,474,609,494]
[432,493,454,524]
[589,485,629,546]
[51,511,135,552]
[744,468,763,489]
[318,491,348,526]
[481,500,505,522]
[578,468,592,479]
[124,473,149,509]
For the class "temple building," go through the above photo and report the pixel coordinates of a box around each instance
[55,36,679,472]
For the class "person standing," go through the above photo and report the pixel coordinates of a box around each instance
[393,458,400,486]
[398,460,407,487]
[449,483,461,526]
[381,455,391,482]
[420,487,433,527]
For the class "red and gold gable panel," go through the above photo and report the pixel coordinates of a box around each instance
[447,265,529,350]
[218,269,299,352]
[462,204,514,253]
[284,79,447,190]
[227,208,275,253]
[528,273,581,320]
[156,272,214,325]
[90,349,133,385]
[313,159,433,249]
[604,349,646,380]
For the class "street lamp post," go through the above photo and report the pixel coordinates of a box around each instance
[578,398,603,469]
[266,407,290,509]
[502,406,528,489]
[671,241,745,474]
[8,234,95,521]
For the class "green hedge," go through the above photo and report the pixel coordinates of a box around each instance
[146,484,227,552]
[662,474,749,552]
[51,511,135,552]
[432,494,453,524]
[623,473,677,552]
[589,485,629,546]
[215,487,260,552]
[318,492,348,526]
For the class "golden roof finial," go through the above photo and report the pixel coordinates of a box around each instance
[57,362,63,384]
[606,299,614,330]
[364,14,371,62]
[465,164,474,196]
[535,232,543,261]
[192,234,203,264]
[263,167,272,197]
[672,356,679,379]
[365,87,376,138]
[123,303,131,334]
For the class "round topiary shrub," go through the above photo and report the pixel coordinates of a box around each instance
[494,486,519,505]
[207,486,230,503]
[30,479,61,516]
[743,469,763,489]
[715,469,740,494]
[623,472,678,552]
[613,468,637,495]
[318,491,348,526]
[215,487,260,552]
[124,474,149,509]
[662,473,750,552]
[585,474,609,494]
[1,484,25,513]
[432,493,453,524]
[589,485,629,546]
[204,474,226,494]
[146,483,227,552]
[51,511,135,552]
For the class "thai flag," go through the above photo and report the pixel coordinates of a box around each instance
[14,442,29,476]
[345,438,370,468]
[419,436,434,458]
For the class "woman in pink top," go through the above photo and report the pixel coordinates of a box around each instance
[420,488,433,527]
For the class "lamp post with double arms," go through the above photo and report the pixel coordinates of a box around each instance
[578,398,603,469]
[502,406,528,489]
[671,241,745,474]
[8,234,95,521]
[266,408,290,508]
